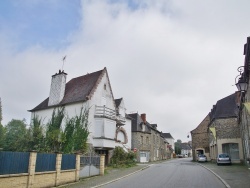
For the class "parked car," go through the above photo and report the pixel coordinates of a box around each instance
[197,154,207,162]
[217,153,231,165]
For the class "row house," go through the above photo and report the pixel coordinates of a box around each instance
[29,67,172,164]
[208,92,243,163]
[191,37,250,165]
[162,133,175,159]
[128,113,167,162]
[235,37,250,164]
[191,92,244,163]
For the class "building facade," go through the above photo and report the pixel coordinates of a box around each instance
[29,68,131,164]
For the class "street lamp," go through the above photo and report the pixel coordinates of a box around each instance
[235,66,248,92]
[236,75,248,92]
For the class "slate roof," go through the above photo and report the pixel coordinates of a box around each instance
[162,133,174,139]
[128,113,151,133]
[29,68,109,112]
[181,142,192,150]
[209,92,240,121]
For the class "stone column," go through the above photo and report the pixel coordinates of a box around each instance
[75,153,81,181]
[55,153,62,186]
[99,154,105,176]
[27,151,37,188]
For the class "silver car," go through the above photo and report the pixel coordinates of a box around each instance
[197,154,207,162]
[217,153,231,165]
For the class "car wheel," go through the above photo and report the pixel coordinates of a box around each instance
[217,163,220,166]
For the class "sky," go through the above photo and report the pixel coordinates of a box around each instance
[0,0,250,142]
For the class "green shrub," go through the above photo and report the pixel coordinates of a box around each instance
[110,146,136,168]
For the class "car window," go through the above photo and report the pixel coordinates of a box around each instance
[219,154,229,158]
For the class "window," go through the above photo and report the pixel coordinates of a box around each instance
[146,137,149,144]
[104,84,106,90]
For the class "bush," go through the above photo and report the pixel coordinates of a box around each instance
[110,146,136,168]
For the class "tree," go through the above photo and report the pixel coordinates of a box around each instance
[0,98,2,124]
[27,115,46,152]
[46,107,65,152]
[0,123,5,148]
[62,108,90,153]
[4,119,28,151]
[174,139,182,155]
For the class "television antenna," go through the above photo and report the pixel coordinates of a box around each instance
[62,55,66,71]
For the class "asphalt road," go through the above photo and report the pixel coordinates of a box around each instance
[101,158,226,188]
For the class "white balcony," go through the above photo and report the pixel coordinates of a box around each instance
[95,105,116,120]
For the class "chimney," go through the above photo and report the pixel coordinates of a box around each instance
[48,70,67,106]
[141,113,146,123]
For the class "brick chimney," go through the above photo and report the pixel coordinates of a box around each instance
[48,70,67,106]
[141,113,146,123]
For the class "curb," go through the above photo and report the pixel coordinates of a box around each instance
[91,165,151,188]
[198,163,231,188]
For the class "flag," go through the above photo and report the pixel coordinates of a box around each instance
[209,127,216,139]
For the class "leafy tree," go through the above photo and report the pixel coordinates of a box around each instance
[46,107,65,152]
[174,139,182,155]
[4,119,28,151]
[0,123,5,148]
[61,117,75,153]
[62,108,90,153]
[73,108,89,153]
[0,97,2,124]
[28,115,46,152]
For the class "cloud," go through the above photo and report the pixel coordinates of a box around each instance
[0,0,249,142]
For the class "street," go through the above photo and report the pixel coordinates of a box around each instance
[101,158,226,188]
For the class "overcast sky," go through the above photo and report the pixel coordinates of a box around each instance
[0,0,249,142]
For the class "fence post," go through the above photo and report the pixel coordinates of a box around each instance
[55,153,62,186]
[75,153,80,181]
[99,154,105,176]
[27,151,37,188]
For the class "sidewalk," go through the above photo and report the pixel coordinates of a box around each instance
[60,163,151,188]
[60,160,250,188]
[198,161,250,188]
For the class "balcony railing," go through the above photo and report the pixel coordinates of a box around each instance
[95,105,116,120]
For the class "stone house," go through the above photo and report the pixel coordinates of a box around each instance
[128,113,166,162]
[162,133,175,159]
[180,142,192,157]
[29,67,131,165]
[208,92,243,163]
[191,114,210,161]
[236,36,250,164]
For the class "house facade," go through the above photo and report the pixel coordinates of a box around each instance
[237,36,250,164]
[162,133,175,159]
[180,142,192,157]
[29,68,131,164]
[129,113,166,162]
[208,92,243,163]
[191,114,210,161]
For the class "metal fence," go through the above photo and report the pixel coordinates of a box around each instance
[61,154,76,170]
[35,153,56,172]
[0,151,29,175]
[80,153,100,178]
